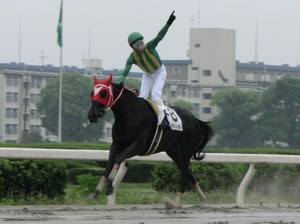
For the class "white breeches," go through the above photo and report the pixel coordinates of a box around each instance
[139,64,166,105]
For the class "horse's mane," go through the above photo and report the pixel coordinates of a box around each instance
[123,87,139,97]
[112,83,139,98]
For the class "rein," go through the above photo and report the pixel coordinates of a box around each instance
[105,84,124,111]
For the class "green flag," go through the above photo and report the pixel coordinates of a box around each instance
[57,0,63,47]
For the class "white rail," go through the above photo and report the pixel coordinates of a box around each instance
[0,147,299,206]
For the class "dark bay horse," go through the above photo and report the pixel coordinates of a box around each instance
[88,74,214,207]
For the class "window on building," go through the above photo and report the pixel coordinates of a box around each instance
[254,73,261,81]
[178,87,186,97]
[203,93,212,100]
[30,109,41,119]
[5,108,12,118]
[5,108,18,118]
[172,66,181,75]
[30,125,41,134]
[203,107,212,114]
[30,94,41,104]
[5,124,18,134]
[171,91,176,97]
[6,77,19,87]
[192,66,199,70]
[195,43,201,48]
[193,88,200,98]
[6,92,19,103]
[13,93,19,102]
[193,103,200,111]
[236,72,246,81]
[6,93,12,102]
[203,70,212,76]
[188,88,200,98]
[31,78,42,88]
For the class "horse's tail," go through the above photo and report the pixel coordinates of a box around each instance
[192,120,214,161]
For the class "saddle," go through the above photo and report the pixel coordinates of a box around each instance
[146,100,165,124]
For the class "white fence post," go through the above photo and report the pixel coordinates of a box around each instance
[236,163,256,206]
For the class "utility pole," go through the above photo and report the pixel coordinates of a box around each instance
[18,22,22,63]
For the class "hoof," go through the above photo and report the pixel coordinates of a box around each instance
[89,191,99,200]
[105,179,114,195]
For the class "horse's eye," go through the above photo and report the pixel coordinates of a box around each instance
[100,90,107,99]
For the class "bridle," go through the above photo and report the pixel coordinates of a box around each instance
[106,84,124,110]
[91,75,124,112]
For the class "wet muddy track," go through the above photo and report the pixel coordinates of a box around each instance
[0,204,299,224]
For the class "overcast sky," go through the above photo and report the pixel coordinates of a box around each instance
[1,0,300,71]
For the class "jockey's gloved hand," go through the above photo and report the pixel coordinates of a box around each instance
[167,10,176,25]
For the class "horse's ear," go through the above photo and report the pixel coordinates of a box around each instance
[107,74,113,85]
[93,75,99,85]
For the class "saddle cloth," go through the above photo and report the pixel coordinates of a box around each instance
[146,100,183,131]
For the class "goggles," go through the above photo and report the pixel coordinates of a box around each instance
[133,40,145,50]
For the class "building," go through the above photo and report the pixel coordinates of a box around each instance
[0,63,62,142]
[162,28,236,121]
[235,61,300,90]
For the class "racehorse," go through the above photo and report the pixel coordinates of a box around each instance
[88,74,214,207]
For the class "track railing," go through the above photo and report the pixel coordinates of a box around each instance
[1,147,299,206]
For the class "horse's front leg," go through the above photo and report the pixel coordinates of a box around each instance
[89,144,118,200]
[105,141,142,196]
[105,161,127,196]
[89,176,107,200]
[107,162,128,205]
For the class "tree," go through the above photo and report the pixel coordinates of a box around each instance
[171,99,199,118]
[211,88,262,148]
[37,74,107,142]
[261,77,300,148]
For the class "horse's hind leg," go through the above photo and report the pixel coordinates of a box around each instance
[186,170,206,201]
[165,149,190,208]
[166,149,205,208]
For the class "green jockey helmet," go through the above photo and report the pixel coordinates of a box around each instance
[128,32,144,47]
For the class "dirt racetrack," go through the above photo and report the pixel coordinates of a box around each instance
[0,204,299,224]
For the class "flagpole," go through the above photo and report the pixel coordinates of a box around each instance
[57,0,63,143]
[58,47,63,143]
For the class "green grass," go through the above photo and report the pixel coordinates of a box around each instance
[0,183,234,206]
[2,182,297,206]
[61,183,238,205]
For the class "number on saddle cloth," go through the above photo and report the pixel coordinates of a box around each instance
[146,100,183,131]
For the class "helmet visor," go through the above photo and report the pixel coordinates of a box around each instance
[132,40,145,50]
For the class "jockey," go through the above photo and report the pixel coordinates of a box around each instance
[118,11,176,106]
